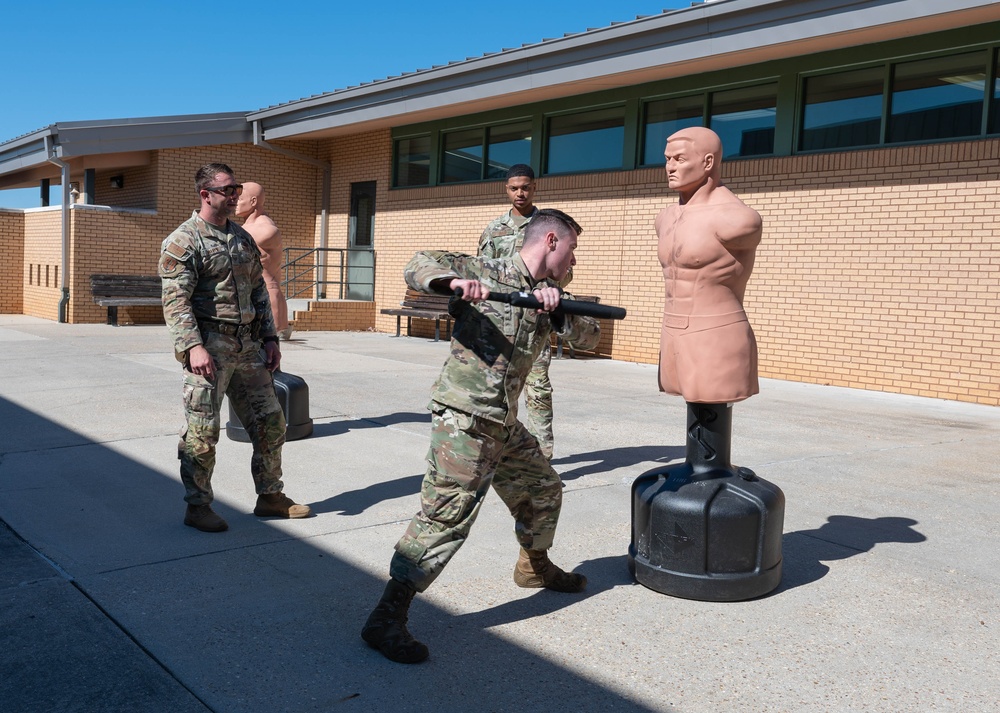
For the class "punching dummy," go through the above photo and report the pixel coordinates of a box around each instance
[655,126,761,404]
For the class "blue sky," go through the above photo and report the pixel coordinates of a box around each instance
[0,0,691,208]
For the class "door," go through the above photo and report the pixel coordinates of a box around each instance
[347,181,376,300]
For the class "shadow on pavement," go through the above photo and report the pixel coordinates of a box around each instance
[0,396,660,713]
[779,515,927,592]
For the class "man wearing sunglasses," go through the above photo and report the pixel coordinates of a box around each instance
[159,162,311,533]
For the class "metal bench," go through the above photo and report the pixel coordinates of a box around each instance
[380,287,453,341]
[90,274,161,326]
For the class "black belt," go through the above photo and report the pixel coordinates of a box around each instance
[201,321,253,337]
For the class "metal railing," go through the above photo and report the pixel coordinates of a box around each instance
[281,247,376,301]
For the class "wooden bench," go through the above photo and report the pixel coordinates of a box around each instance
[380,287,453,341]
[90,274,161,326]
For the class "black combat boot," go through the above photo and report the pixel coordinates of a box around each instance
[361,579,429,664]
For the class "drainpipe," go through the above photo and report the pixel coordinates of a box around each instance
[44,135,71,323]
[251,121,332,299]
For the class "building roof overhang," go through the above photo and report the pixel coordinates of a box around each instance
[2,0,998,189]
[0,113,251,190]
[248,0,1000,141]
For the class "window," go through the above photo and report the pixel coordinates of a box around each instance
[800,67,884,151]
[349,181,376,248]
[710,83,778,158]
[992,49,1000,135]
[441,129,483,183]
[888,51,987,143]
[642,95,704,166]
[546,106,625,174]
[486,122,532,179]
[393,135,431,187]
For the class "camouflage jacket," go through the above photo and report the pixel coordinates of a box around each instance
[158,211,276,355]
[404,250,600,425]
[478,207,537,259]
[478,207,573,289]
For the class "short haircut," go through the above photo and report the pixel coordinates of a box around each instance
[524,208,582,246]
[506,164,535,182]
[195,163,234,192]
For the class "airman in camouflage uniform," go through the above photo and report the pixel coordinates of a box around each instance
[159,162,310,533]
[362,208,599,664]
[477,164,566,459]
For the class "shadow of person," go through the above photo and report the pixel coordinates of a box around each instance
[309,410,430,439]
[552,444,685,482]
[448,554,636,630]
[309,472,425,515]
[777,515,927,593]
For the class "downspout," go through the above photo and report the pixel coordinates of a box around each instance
[251,121,331,299]
[44,135,71,323]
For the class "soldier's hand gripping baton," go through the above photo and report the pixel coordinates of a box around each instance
[454,287,627,320]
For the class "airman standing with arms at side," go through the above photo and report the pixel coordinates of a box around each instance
[656,127,762,404]
[236,181,292,340]
[159,163,311,533]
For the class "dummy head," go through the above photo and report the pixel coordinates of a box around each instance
[664,127,723,196]
[235,181,264,218]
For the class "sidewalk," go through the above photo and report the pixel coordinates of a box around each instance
[0,315,997,713]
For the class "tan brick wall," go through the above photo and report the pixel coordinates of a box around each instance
[0,209,24,313]
[9,131,998,406]
[22,209,62,321]
[292,300,375,331]
[93,155,159,209]
[309,131,999,406]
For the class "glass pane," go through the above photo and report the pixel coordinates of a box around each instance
[988,49,1000,134]
[486,122,532,179]
[546,106,625,174]
[350,181,376,248]
[801,67,884,150]
[642,95,704,165]
[394,136,431,187]
[441,129,484,183]
[709,83,777,158]
[888,51,986,143]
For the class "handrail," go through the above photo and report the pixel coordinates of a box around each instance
[281,247,375,300]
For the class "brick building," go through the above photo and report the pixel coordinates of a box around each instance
[1,0,998,405]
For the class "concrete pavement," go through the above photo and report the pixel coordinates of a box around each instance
[0,315,997,712]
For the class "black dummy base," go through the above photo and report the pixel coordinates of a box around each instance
[226,369,313,442]
[628,402,784,601]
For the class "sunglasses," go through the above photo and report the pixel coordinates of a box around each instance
[204,183,243,197]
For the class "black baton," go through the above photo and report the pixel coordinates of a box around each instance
[454,287,627,320]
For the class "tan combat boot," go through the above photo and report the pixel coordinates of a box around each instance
[254,493,312,518]
[361,579,429,664]
[513,547,587,592]
[184,504,228,532]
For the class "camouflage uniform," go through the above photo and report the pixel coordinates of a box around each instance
[159,211,285,506]
[478,207,571,459]
[389,250,600,592]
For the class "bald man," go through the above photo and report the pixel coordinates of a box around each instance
[236,182,291,340]
[655,126,762,404]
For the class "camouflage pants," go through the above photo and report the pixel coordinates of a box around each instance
[178,330,286,505]
[524,346,554,458]
[390,403,563,592]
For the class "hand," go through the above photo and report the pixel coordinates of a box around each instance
[263,340,281,372]
[187,345,216,379]
[532,285,562,313]
[450,279,490,302]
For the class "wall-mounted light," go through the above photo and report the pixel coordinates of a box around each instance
[110,175,124,189]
